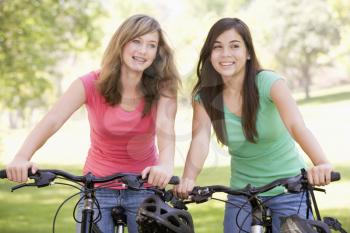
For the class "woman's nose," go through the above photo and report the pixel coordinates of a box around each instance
[137,43,147,54]
[222,47,232,57]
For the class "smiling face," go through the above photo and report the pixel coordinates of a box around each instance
[210,28,250,81]
[121,31,159,75]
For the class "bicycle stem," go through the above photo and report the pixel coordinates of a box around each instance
[250,198,272,233]
[81,174,96,233]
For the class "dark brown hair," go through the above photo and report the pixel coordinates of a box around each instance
[98,14,180,115]
[193,18,261,144]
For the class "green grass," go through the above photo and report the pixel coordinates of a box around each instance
[297,91,350,105]
[294,83,350,105]
[0,184,80,233]
[1,165,349,233]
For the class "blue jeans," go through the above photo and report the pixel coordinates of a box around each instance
[224,192,309,233]
[76,188,154,233]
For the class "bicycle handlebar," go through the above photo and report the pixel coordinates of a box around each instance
[0,169,180,191]
[187,170,340,204]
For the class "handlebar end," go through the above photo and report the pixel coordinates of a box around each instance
[330,172,341,182]
[0,170,7,179]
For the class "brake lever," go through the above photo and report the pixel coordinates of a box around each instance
[11,183,38,192]
[312,186,326,193]
[11,171,57,192]
[286,169,328,194]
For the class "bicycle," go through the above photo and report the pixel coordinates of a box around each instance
[0,168,180,233]
[173,169,347,233]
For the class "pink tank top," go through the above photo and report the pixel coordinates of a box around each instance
[80,71,159,179]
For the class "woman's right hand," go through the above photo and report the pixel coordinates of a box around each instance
[174,177,196,199]
[6,158,38,183]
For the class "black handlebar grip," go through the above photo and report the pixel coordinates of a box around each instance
[331,171,340,182]
[169,176,180,185]
[0,169,7,179]
[0,169,37,179]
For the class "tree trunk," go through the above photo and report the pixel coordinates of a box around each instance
[304,75,311,99]
[8,111,18,129]
[301,64,311,100]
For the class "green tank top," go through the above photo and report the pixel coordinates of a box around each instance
[225,71,306,196]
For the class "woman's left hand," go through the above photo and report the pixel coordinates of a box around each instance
[141,164,173,189]
[307,163,333,186]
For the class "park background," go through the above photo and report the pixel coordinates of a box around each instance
[0,0,349,232]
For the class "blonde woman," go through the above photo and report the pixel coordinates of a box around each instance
[6,14,180,233]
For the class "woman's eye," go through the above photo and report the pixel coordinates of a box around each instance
[148,44,157,49]
[132,39,141,44]
[213,45,222,49]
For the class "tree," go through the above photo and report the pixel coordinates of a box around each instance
[327,0,350,76]
[251,0,341,99]
[0,0,104,127]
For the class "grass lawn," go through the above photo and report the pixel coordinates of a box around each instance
[0,165,349,233]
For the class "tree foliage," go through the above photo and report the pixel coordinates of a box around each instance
[252,0,341,98]
[327,0,350,73]
[0,0,103,126]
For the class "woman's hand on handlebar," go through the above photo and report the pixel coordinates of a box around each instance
[173,177,196,199]
[141,163,173,189]
[6,158,38,183]
[307,163,333,186]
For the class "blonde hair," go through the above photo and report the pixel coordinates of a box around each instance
[98,14,180,115]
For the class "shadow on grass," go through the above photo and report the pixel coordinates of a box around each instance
[297,91,350,105]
